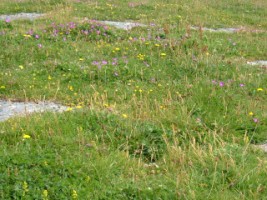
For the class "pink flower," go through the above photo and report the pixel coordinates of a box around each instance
[219,82,224,87]
[5,18,11,23]
[240,84,245,87]
[38,44,42,48]
[253,118,259,123]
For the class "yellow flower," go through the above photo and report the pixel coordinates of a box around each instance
[72,190,78,199]
[19,65,24,69]
[76,105,82,109]
[257,88,263,91]
[48,75,52,80]
[115,47,120,51]
[23,134,31,139]
[68,86,74,91]
[122,114,128,118]
[42,190,48,199]
[66,107,73,112]
[248,112,254,116]
[79,58,84,61]
[160,53,166,56]
[0,86,5,89]
[23,34,31,38]
[155,44,160,47]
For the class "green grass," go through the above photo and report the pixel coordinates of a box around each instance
[0,0,267,199]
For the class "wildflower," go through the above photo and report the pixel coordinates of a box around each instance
[253,118,259,123]
[102,60,108,65]
[160,53,166,56]
[22,181,29,196]
[248,112,254,116]
[219,82,224,87]
[35,34,40,39]
[257,88,263,91]
[23,34,31,38]
[122,114,128,118]
[66,107,73,111]
[42,190,48,200]
[155,44,160,47]
[72,190,78,199]
[23,134,31,139]
[68,86,74,91]
[239,84,245,87]
[5,18,11,23]
[48,75,52,80]
[115,47,120,51]
[79,58,84,61]
[0,86,5,89]
[76,105,82,109]
[38,44,42,48]
[19,65,24,69]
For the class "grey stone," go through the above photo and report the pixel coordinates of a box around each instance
[257,143,267,153]
[191,26,243,33]
[247,60,267,66]
[96,20,146,30]
[0,13,45,21]
[0,100,67,122]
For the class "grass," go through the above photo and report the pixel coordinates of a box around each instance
[0,0,266,199]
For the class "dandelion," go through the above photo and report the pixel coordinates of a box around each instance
[76,105,82,109]
[155,44,160,47]
[122,114,128,118]
[257,88,263,91]
[23,134,31,139]
[115,47,120,51]
[248,112,254,116]
[79,58,84,61]
[48,75,52,80]
[19,65,24,69]
[160,53,166,56]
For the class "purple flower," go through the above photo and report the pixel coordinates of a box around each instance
[5,18,11,23]
[219,82,224,87]
[35,34,40,39]
[92,61,99,66]
[38,44,42,48]
[102,60,108,65]
[212,80,217,84]
[240,84,245,87]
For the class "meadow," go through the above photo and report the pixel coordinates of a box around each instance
[0,0,266,199]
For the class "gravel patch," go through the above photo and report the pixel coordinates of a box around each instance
[0,100,67,122]
[0,13,45,21]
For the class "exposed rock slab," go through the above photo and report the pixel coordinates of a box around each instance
[257,144,267,153]
[0,100,67,122]
[0,13,45,21]
[98,21,146,30]
[247,60,267,66]
[191,26,265,33]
